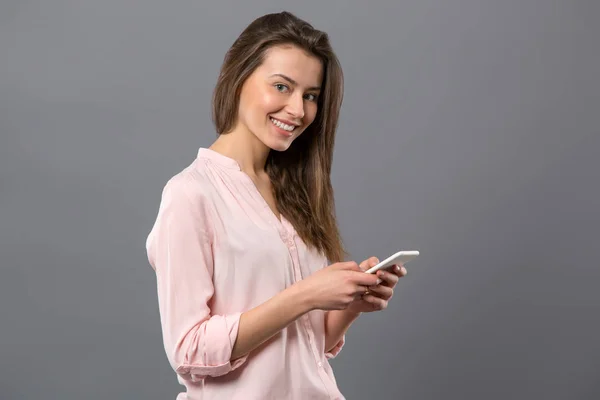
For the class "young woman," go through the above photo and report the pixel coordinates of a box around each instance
[145,11,407,400]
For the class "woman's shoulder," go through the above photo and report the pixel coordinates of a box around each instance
[154,153,223,215]
[145,160,217,267]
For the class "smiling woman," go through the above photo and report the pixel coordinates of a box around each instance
[233,45,323,150]
[145,10,407,400]
[210,14,345,262]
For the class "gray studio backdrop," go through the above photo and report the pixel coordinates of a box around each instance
[1,1,599,399]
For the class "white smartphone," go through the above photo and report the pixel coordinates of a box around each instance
[364,250,420,274]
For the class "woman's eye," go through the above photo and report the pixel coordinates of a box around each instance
[304,93,318,102]
[274,84,288,92]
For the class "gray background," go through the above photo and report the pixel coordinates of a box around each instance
[1,1,598,399]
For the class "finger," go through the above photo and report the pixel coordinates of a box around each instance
[354,289,366,300]
[362,294,388,310]
[351,271,382,287]
[392,263,408,277]
[355,285,370,299]
[339,261,361,271]
[366,284,394,299]
[359,256,379,271]
[376,269,400,287]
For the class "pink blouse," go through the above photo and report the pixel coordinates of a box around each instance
[145,148,346,400]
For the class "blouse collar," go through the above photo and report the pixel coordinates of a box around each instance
[197,148,241,170]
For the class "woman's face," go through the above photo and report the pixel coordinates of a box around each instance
[235,45,323,152]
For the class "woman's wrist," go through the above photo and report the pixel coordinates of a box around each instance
[344,303,364,317]
[288,279,317,313]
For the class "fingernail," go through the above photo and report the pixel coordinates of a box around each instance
[377,270,384,277]
[376,278,382,285]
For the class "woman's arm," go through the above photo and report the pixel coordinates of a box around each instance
[234,262,383,359]
[148,180,252,379]
[231,284,312,359]
[322,256,383,353]
[148,179,380,377]
[324,309,361,353]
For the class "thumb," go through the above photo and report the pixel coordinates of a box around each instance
[359,256,380,272]
[338,261,361,271]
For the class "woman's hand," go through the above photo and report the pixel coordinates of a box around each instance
[297,261,382,311]
[346,256,408,314]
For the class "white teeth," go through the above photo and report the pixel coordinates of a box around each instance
[270,117,295,132]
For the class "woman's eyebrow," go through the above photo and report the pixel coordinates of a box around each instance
[270,73,321,91]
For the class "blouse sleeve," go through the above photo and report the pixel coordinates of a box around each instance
[146,178,248,381]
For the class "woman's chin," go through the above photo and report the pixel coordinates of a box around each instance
[264,130,295,151]
[267,141,292,152]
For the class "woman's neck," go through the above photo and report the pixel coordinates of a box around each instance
[209,128,270,177]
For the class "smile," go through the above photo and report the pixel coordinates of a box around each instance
[270,117,297,132]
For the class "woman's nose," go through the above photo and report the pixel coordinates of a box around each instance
[286,94,305,120]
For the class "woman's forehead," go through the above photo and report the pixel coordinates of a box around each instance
[258,46,323,88]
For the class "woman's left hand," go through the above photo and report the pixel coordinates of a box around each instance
[346,256,407,314]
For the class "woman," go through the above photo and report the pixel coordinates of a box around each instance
[145,11,407,400]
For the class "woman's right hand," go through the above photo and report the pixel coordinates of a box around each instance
[297,261,382,311]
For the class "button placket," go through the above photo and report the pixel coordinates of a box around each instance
[278,219,334,388]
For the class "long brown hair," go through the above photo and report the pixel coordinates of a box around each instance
[212,11,346,263]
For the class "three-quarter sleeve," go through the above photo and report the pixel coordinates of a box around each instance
[146,179,248,381]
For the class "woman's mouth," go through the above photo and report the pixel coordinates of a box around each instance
[270,117,297,134]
